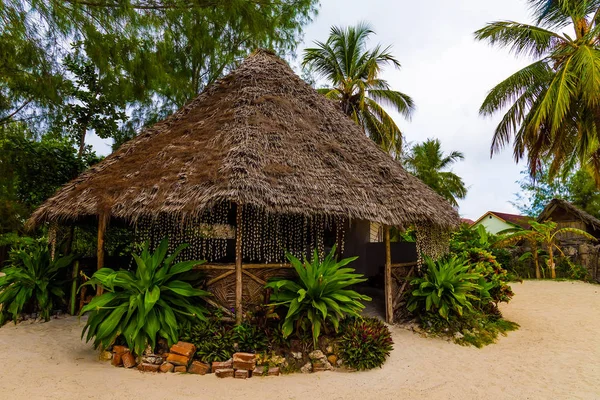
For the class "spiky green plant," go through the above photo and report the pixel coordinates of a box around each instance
[408,256,482,320]
[302,22,415,156]
[475,0,600,182]
[81,238,209,355]
[266,245,371,349]
[0,242,74,325]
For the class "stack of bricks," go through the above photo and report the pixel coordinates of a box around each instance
[163,341,209,375]
[111,345,136,369]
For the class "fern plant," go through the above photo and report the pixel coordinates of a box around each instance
[81,238,209,355]
[0,242,74,325]
[266,245,370,349]
[407,256,482,320]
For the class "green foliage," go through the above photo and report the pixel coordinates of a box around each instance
[180,318,235,364]
[407,256,482,320]
[403,138,467,207]
[302,23,414,156]
[338,317,393,371]
[266,245,371,349]
[475,0,600,182]
[0,123,99,232]
[0,241,74,325]
[61,52,128,155]
[421,311,519,348]
[81,238,209,356]
[232,322,269,354]
[513,167,600,218]
[1,0,318,139]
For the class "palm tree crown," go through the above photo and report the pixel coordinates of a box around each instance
[302,23,415,156]
[403,139,467,207]
[475,0,600,183]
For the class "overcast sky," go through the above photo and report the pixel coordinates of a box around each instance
[89,0,534,220]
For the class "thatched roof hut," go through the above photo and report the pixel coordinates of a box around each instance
[29,50,457,230]
[29,50,459,323]
[538,199,600,234]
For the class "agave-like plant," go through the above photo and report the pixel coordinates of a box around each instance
[0,242,75,325]
[81,238,209,355]
[407,256,482,320]
[266,245,371,349]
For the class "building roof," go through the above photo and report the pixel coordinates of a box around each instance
[28,50,459,229]
[538,199,600,230]
[472,211,530,230]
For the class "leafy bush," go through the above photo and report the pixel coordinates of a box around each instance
[266,245,370,348]
[407,256,482,319]
[180,318,235,363]
[232,322,269,353]
[0,242,74,325]
[338,317,393,370]
[81,238,209,355]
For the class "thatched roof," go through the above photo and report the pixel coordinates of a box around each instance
[28,50,459,229]
[538,199,600,230]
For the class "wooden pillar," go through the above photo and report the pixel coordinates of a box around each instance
[96,213,108,296]
[384,225,393,324]
[48,224,57,261]
[235,203,243,324]
[70,260,79,315]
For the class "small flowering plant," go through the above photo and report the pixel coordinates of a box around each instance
[338,317,393,370]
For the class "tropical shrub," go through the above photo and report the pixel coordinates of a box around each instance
[180,318,235,363]
[81,238,209,355]
[0,242,74,325]
[407,256,482,319]
[266,245,371,348]
[338,317,393,370]
[232,322,269,353]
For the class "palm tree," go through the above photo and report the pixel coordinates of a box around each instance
[403,139,467,207]
[495,220,596,279]
[475,0,600,182]
[302,23,415,156]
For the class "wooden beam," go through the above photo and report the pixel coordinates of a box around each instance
[195,264,235,270]
[391,261,418,268]
[97,213,108,296]
[206,270,236,286]
[235,203,243,325]
[384,225,393,324]
[194,263,292,270]
[242,269,267,286]
[70,261,79,315]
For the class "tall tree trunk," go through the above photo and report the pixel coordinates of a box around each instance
[532,241,541,279]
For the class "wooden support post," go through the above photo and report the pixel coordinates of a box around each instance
[235,203,243,325]
[70,260,79,315]
[48,224,57,261]
[384,225,393,324]
[97,213,107,296]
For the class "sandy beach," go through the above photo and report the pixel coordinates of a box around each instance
[0,280,598,400]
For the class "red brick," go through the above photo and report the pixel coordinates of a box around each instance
[234,369,249,379]
[233,360,256,371]
[253,365,265,376]
[111,352,123,367]
[187,361,210,375]
[215,368,235,378]
[166,353,190,366]
[159,362,174,373]
[170,341,196,358]
[137,363,160,372]
[212,359,233,370]
[112,345,129,355]
[267,367,280,376]
[174,365,187,373]
[233,352,256,363]
[122,352,136,368]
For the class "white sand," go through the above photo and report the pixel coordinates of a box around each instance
[0,280,598,400]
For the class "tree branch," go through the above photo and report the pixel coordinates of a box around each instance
[0,99,33,126]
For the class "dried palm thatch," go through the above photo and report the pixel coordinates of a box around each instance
[28,50,459,230]
[538,198,600,231]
